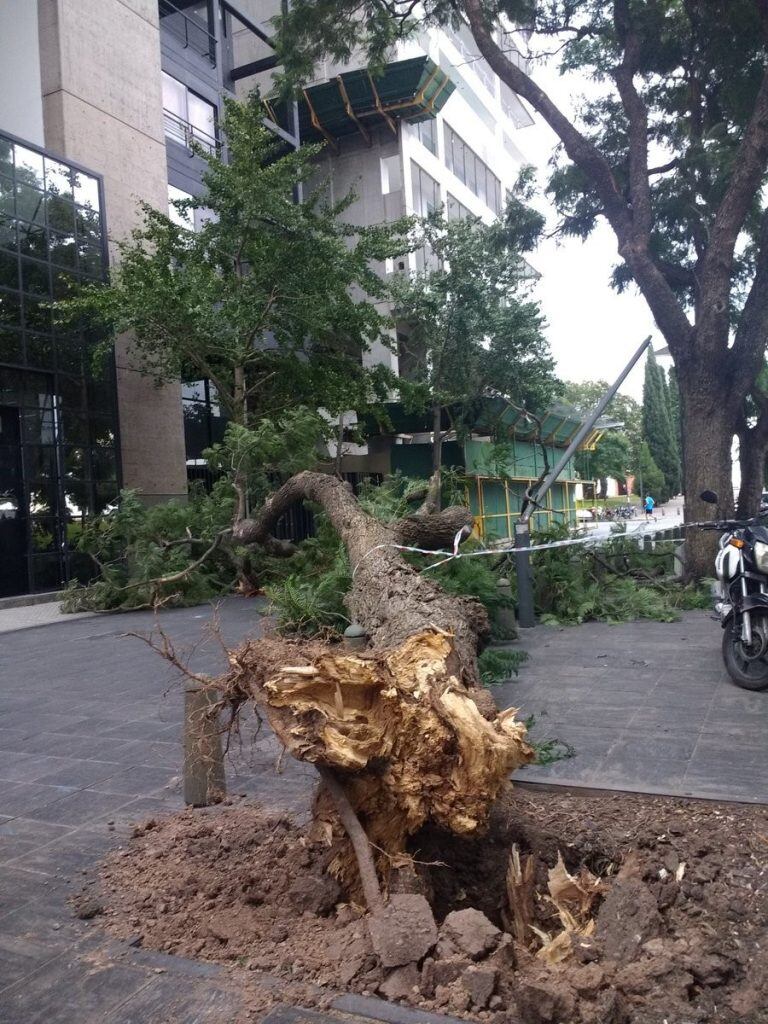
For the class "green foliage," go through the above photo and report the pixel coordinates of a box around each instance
[265,545,351,636]
[526,523,692,625]
[637,440,665,500]
[391,208,558,465]
[478,647,529,685]
[523,715,576,767]
[563,380,642,491]
[60,487,235,612]
[642,349,681,501]
[205,412,325,510]
[58,93,408,438]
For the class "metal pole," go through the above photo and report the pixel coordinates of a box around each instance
[515,520,536,627]
[514,335,653,629]
[522,336,653,524]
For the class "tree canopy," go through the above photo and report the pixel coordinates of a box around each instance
[390,209,558,484]
[62,94,406,431]
[271,0,768,574]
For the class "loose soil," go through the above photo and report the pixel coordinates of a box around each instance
[91,787,768,1023]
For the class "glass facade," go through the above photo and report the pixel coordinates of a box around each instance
[0,131,119,597]
[445,126,502,215]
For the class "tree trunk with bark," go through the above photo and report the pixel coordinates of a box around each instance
[737,417,768,519]
[677,364,737,575]
[460,0,768,581]
[222,472,533,898]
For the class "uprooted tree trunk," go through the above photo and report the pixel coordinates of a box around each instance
[221,471,534,905]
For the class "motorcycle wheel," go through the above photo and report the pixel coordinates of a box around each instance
[722,620,768,690]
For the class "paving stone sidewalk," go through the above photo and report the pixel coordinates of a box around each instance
[1,599,766,1022]
[0,598,316,1023]
[502,610,768,803]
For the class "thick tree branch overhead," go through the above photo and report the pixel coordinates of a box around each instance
[462,0,694,357]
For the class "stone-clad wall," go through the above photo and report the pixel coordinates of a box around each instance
[37,0,188,503]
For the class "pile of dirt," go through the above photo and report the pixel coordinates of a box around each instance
[92,789,768,1023]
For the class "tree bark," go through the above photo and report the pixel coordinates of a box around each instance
[234,471,485,678]
[737,404,768,518]
[431,404,444,512]
[224,471,533,898]
[678,366,736,576]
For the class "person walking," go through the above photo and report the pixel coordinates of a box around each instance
[644,494,656,521]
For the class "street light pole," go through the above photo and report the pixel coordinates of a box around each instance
[515,335,653,628]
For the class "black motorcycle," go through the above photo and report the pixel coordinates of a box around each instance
[701,489,768,690]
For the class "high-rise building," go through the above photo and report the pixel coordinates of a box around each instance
[0,0,288,596]
[0,2,544,596]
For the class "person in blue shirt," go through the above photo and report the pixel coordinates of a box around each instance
[644,495,656,520]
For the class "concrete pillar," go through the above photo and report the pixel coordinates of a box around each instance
[37,0,188,503]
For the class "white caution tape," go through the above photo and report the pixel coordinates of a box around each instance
[353,519,693,577]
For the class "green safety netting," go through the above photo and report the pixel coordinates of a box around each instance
[296,56,455,144]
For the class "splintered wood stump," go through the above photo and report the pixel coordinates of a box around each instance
[219,627,534,894]
[225,472,534,904]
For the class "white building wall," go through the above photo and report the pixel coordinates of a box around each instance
[0,0,45,145]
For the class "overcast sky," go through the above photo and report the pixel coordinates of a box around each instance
[518,59,663,402]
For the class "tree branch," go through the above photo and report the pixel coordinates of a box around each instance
[700,68,768,332]
[612,0,652,239]
[462,0,694,358]
[731,206,768,400]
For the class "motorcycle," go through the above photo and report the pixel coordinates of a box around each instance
[701,489,768,690]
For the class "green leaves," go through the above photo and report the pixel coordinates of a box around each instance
[59,93,410,436]
[642,348,681,500]
[389,208,557,437]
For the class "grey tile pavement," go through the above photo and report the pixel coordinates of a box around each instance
[0,596,317,1023]
[499,610,768,802]
[1,599,766,1022]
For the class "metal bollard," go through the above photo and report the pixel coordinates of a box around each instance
[183,684,226,807]
[495,578,518,640]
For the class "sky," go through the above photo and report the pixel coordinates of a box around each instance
[517,57,664,401]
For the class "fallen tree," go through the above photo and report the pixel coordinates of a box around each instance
[215,471,534,912]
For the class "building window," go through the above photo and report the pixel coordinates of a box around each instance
[0,131,118,597]
[446,193,474,221]
[162,72,217,153]
[167,185,214,231]
[413,118,438,156]
[445,126,502,215]
[380,155,402,195]
[159,0,216,64]
[410,161,440,218]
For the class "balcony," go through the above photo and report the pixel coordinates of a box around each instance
[163,108,218,154]
[159,0,217,66]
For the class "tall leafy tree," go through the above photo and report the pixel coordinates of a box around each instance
[576,429,632,498]
[389,210,558,505]
[63,95,408,518]
[273,0,768,574]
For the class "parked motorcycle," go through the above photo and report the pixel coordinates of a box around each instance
[701,489,768,690]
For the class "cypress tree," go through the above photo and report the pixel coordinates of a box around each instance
[642,350,681,500]
[667,364,683,474]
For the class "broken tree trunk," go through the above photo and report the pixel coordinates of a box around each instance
[234,471,481,680]
[222,472,533,898]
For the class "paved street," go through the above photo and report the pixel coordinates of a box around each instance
[0,598,315,1023]
[504,610,768,802]
[0,598,766,1022]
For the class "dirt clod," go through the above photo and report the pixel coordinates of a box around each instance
[595,878,662,962]
[379,963,420,1001]
[460,964,497,1008]
[439,908,501,960]
[368,893,437,967]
